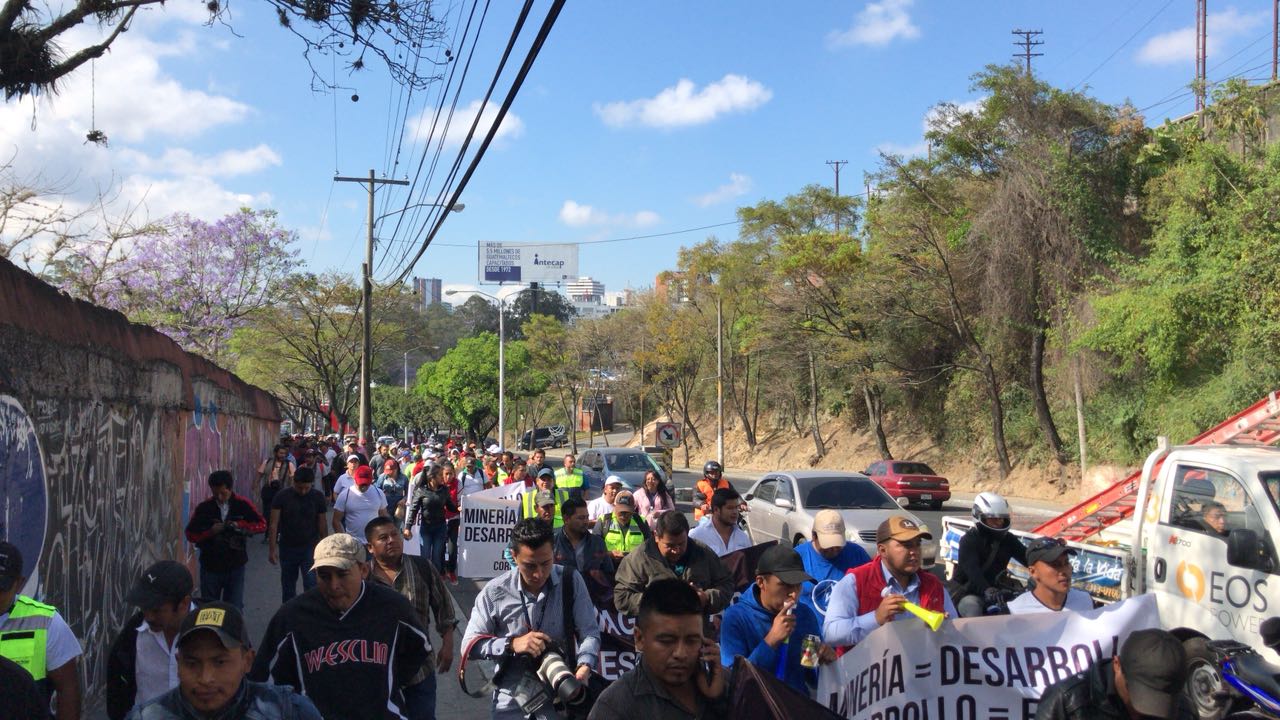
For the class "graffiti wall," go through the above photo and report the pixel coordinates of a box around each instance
[0,258,279,705]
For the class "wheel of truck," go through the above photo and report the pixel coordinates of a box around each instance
[1183,637,1228,720]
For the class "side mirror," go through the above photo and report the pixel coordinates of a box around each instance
[1227,528,1261,569]
[774,497,795,511]
[744,493,753,501]
[896,497,911,508]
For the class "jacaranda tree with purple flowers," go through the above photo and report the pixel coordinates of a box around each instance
[100,208,298,364]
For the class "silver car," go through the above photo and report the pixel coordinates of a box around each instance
[577,447,664,490]
[742,470,937,567]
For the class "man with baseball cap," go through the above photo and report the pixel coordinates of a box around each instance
[1007,537,1095,615]
[519,466,568,527]
[795,509,871,619]
[0,541,82,720]
[126,600,322,719]
[107,561,197,718]
[824,515,955,648]
[720,545,836,694]
[533,490,559,524]
[587,475,626,524]
[332,464,389,539]
[330,454,363,504]
[1035,628,1193,719]
[593,489,652,560]
[251,534,429,719]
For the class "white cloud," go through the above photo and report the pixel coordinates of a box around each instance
[828,0,920,48]
[693,173,752,207]
[594,74,772,129]
[558,200,660,228]
[875,98,984,158]
[405,99,525,148]
[1137,8,1265,64]
[118,145,282,178]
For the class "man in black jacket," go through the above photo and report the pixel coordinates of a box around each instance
[250,533,430,719]
[106,561,196,719]
[1035,629,1193,720]
[183,471,266,610]
[950,492,1027,617]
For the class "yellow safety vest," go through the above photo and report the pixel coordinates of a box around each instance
[521,488,568,528]
[0,595,56,681]
[497,470,510,485]
[602,515,646,554]
[555,468,585,489]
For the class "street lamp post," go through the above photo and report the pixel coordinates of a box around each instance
[446,289,505,448]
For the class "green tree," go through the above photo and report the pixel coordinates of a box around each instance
[418,333,543,441]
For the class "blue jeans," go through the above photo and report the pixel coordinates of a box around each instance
[279,544,317,602]
[421,523,448,572]
[200,564,246,609]
[445,518,459,574]
[402,672,437,720]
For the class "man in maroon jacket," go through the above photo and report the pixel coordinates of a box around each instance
[184,470,266,610]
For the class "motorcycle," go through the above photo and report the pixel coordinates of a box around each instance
[1197,618,1280,720]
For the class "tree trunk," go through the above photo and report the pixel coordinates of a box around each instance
[979,356,1013,477]
[808,350,826,459]
[1030,316,1069,465]
[863,382,892,460]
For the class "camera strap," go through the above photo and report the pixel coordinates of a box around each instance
[562,567,578,661]
[458,634,498,698]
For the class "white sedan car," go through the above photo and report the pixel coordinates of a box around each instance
[742,470,937,567]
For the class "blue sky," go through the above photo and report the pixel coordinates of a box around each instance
[5,0,1277,303]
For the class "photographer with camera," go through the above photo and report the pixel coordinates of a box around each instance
[461,519,601,720]
[184,471,266,610]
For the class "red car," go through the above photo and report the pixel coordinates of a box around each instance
[863,460,951,510]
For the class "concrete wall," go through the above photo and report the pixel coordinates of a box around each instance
[0,257,280,703]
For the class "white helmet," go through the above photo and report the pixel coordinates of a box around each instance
[972,492,1011,532]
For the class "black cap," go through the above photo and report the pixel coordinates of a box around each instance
[126,561,194,609]
[1118,629,1187,717]
[1026,537,1076,566]
[0,542,22,592]
[177,601,251,650]
[755,545,813,585]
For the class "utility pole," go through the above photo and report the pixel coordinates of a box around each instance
[716,293,724,467]
[1273,0,1278,81]
[826,160,848,232]
[1012,29,1044,74]
[335,169,409,448]
[1196,0,1208,111]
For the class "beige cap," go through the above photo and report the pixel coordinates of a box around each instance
[311,533,367,572]
[813,509,847,548]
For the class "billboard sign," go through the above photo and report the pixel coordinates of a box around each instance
[479,242,579,284]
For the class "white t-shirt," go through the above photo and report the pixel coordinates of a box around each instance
[1006,588,1095,615]
[0,606,81,672]
[689,520,752,557]
[332,473,354,498]
[587,497,613,521]
[335,485,387,539]
[133,602,196,705]
[459,471,486,498]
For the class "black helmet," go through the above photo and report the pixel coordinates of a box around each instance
[703,460,723,477]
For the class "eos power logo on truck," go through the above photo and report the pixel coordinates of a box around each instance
[1177,561,1268,611]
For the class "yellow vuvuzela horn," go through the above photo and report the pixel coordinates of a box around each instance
[901,601,945,631]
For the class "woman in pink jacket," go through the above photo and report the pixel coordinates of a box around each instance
[634,469,676,525]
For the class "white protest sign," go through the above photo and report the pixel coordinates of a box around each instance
[817,594,1158,720]
[457,483,524,578]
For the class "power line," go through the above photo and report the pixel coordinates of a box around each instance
[1073,0,1175,90]
[392,0,567,285]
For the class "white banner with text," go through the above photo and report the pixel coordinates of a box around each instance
[457,482,524,578]
[817,594,1158,720]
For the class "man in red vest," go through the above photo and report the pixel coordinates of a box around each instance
[821,515,956,649]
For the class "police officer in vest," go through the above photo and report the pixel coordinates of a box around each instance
[822,516,957,649]
[520,468,569,528]
[592,491,651,561]
[555,453,586,499]
[0,541,83,720]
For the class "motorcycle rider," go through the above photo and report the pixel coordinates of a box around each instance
[694,461,730,522]
[949,492,1027,617]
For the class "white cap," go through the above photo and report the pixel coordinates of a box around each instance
[487,444,501,454]
[604,475,627,487]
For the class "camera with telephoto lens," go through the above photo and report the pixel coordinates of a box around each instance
[495,641,585,718]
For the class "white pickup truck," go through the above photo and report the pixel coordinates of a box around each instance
[942,439,1280,719]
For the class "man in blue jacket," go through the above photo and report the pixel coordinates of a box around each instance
[794,510,871,621]
[719,545,836,695]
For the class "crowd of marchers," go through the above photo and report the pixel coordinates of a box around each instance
[0,435,1193,720]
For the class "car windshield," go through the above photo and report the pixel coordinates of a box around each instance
[892,462,936,476]
[606,453,656,472]
[800,477,898,510]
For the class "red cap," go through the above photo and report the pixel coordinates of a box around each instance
[354,466,374,484]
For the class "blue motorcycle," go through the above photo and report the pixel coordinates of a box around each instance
[1202,618,1280,720]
